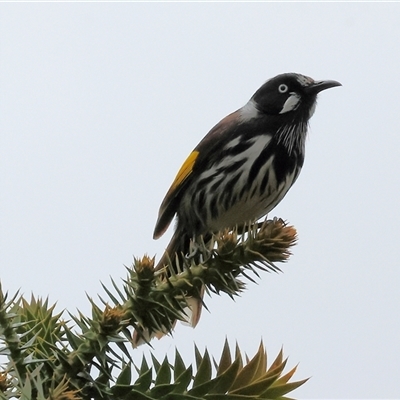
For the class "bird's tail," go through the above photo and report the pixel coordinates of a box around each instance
[132,230,204,347]
[154,228,190,272]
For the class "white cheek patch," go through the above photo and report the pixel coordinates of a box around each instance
[309,101,317,118]
[239,99,259,121]
[279,93,301,114]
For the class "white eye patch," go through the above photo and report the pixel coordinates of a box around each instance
[279,93,301,114]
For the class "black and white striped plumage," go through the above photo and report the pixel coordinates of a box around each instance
[131,73,340,345]
[154,73,340,271]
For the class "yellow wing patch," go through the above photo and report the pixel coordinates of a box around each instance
[153,150,199,240]
[168,150,199,194]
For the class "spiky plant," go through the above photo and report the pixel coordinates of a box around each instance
[0,219,306,399]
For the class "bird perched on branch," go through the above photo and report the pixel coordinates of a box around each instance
[154,73,340,269]
[133,73,340,346]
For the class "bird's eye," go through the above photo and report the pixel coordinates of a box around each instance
[278,84,289,93]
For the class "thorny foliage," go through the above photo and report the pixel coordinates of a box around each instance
[0,219,305,399]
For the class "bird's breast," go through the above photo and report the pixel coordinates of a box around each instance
[178,133,302,235]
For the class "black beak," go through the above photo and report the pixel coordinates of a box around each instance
[305,79,342,95]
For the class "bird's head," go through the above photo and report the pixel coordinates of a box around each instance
[242,73,341,120]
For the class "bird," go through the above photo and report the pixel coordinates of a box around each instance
[154,73,340,265]
[133,73,340,346]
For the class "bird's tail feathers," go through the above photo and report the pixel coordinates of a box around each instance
[131,291,204,348]
[155,229,190,272]
[132,230,205,347]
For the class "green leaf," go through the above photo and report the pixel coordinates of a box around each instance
[216,338,232,376]
[139,354,150,374]
[193,349,211,387]
[102,280,123,305]
[155,356,171,386]
[194,344,202,369]
[252,341,267,380]
[173,365,193,393]
[188,378,218,398]
[20,374,32,400]
[150,383,179,398]
[230,342,265,391]
[134,367,153,392]
[271,365,299,385]
[209,357,241,394]
[173,348,186,381]
[234,342,243,370]
[268,348,284,372]
[151,354,161,374]
[111,384,136,397]
[261,379,309,398]
[116,362,132,385]
[126,390,155,400]
[230,373,281,396]
[265,358,287,379]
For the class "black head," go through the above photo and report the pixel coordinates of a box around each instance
[251,73,341,117]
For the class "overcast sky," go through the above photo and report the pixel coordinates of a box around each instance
[1,3,399,399]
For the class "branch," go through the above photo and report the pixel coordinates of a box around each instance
[0,218,301,400]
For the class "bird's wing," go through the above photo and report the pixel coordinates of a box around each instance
[153,150,199,239]
[153,109,242,240]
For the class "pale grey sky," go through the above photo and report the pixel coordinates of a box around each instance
[1,3,399,398]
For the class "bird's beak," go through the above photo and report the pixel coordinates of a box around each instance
[305,79,342,95]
